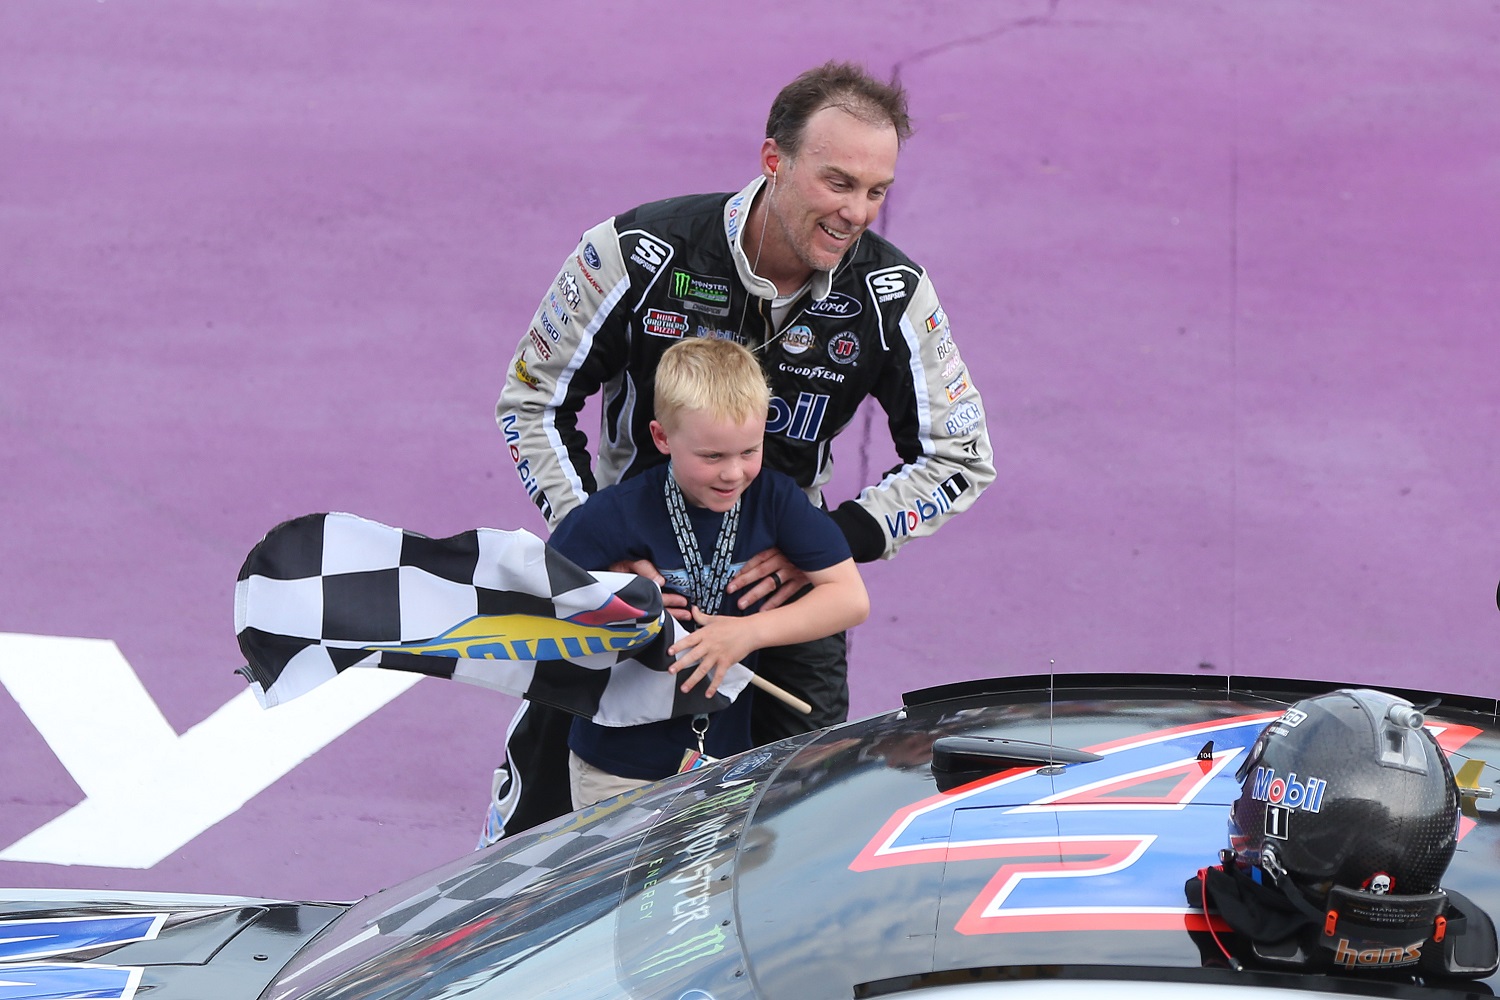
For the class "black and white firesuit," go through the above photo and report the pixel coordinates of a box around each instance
[483,176,994,842]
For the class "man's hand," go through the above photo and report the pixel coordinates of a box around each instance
[668,606,759,697]
[610,557,691,621]
[726,546,806,610]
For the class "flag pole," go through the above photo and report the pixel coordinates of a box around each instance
[747,673,812,715]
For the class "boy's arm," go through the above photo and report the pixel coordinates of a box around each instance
[668,558,869,697]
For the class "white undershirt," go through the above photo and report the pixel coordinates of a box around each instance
[768,280,811,329]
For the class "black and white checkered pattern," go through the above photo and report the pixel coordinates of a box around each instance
[234,512,750,727]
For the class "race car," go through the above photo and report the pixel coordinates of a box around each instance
[3,672,1497,999]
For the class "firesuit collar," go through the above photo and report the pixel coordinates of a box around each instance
[726,176,835,305]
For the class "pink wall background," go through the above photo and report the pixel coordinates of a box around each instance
[2,0,1497,901]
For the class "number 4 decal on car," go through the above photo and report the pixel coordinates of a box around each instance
[851,714,1483,936]
[0,914,163,1000]
[0,963,144,1000]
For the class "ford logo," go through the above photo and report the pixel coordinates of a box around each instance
[804,292,862,318]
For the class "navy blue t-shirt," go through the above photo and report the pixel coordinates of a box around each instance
[550,462,851,780]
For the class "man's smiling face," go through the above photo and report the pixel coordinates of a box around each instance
[764,105,898,277]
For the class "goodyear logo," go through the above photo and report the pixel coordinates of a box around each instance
[368,610,661,661]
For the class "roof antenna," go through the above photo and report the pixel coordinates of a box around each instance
[1041,659,1065,775]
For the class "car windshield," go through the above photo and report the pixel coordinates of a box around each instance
[262,738,807,1000]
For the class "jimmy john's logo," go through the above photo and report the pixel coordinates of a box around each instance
[643,309,690,339]
[670,269,731,316]
[827,330,860,365]
[804,291,861,318]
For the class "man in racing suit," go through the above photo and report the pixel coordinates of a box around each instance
[484,61,994,843]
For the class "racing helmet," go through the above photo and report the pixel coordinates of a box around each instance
[1228,687,1458,902]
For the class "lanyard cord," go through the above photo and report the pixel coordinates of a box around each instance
[663,464,741,617]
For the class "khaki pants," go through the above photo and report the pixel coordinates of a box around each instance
[569,751,653,810]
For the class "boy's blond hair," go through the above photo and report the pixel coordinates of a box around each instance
[653,337,771,429]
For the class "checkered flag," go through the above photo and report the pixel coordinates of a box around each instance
[234,512,751,727]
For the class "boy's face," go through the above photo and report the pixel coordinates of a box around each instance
[650,408,765,512]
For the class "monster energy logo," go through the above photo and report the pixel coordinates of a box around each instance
[639,924,728,978]
[671,782,758,824]
[670,269,731,315]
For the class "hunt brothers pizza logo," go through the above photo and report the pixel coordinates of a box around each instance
[643,309,690,339]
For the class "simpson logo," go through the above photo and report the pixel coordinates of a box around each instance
[782,324,815,356]
[670,269,731,316]
[804,291,861,318]
[643,309,690,339]
[869,268,909,303]
[628,232,672,273]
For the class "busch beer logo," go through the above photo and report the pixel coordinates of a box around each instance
[556,272,581,310]
[945,400,982,436]
[1251,767,1327,812]
[781,324,815,356]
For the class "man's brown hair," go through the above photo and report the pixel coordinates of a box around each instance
[765,61,912,157]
